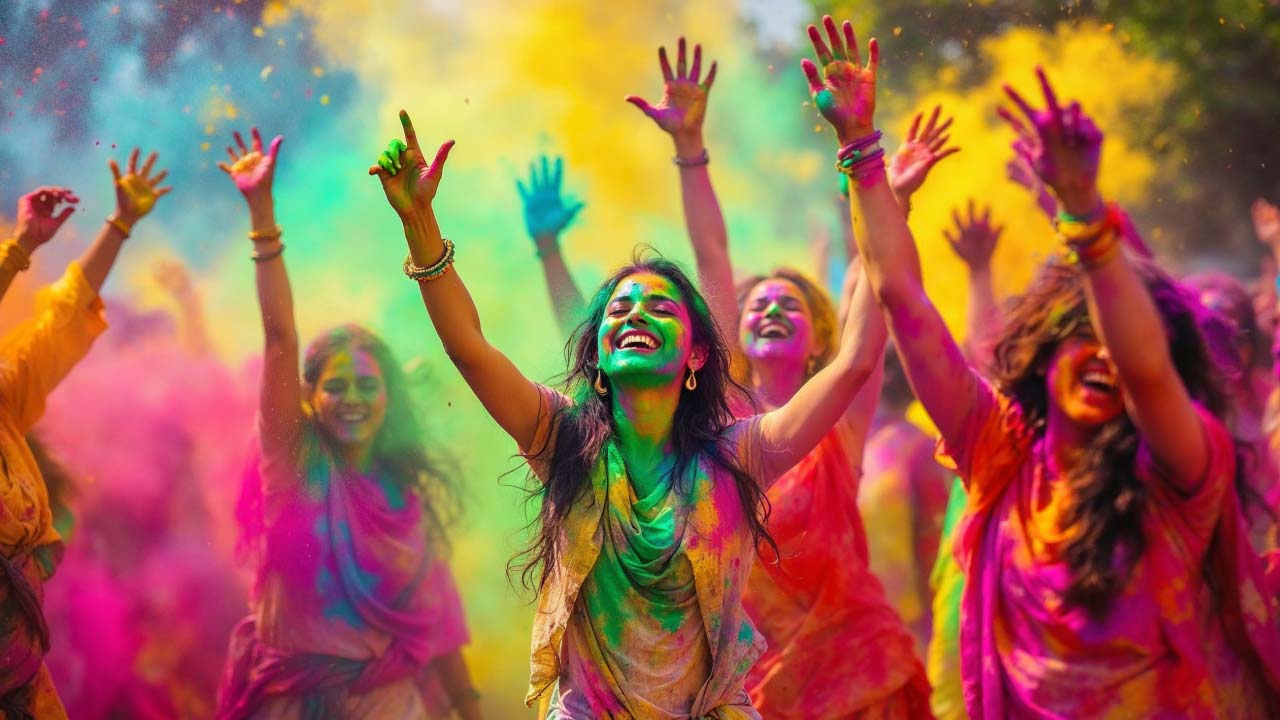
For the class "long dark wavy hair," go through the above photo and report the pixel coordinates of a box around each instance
[735,269,838,380]
[513,256,772,593]
[989,257,1238,618]
[302,324,459,539]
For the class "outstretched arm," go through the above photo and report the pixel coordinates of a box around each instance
[153,259,212,356]
[944,198,1002,366]
[627,38,738,341]
[1002,68,1206,486]
[219,129,302,460]
[518,154,587,336]
[887,105,960,219]
[0,187,79,303]
[80,148,172,293]
[802,16,980,448]
[370,112,544,450]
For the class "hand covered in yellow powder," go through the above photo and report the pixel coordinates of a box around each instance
[626,36,718,148]
[110,148,172,229]
[368,110,455,221]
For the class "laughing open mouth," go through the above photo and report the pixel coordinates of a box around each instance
[755,318,792,339]
[1080,366,1117,394]
[616,329,661,351]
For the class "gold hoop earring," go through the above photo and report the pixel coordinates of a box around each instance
[594,368,608,396]
[685,367,698,391]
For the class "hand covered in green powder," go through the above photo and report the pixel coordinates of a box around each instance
[368,110,455,220]
[517,155,584,240]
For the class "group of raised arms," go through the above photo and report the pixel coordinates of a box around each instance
[3,13,1280,720]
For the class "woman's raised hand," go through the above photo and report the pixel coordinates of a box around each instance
[801,15,879,145]
[944,199,1002,272]
[12,187,79,250]
[517,155,584,239]
[217,127,283,207]
[625,37,717,144]
[110,148,171,228]
[888,105,960,202]
[998,68,1102,216]
[368,110,455,220]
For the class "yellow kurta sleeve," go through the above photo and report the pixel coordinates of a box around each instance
[0,261,107,551]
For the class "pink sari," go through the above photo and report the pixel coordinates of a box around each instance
[217,430,468,719]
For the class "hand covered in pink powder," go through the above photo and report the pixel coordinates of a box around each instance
[368,110,454,221]
[1006,154,1058,219]
[998,68,1102,216]
[801,15,879,145]
[888,105,960,203]
[945,198,1002,271]
[517,155,584,240]
[12,186,79,251]
[626,37,717,145]
[217,128,282,209]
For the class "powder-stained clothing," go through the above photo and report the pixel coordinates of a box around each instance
[525,386,771,719]
[861,418,954,649]
[217,427,468,719]
[0,263,106,720]
[925,478,968,720]
[940,377,1280,719]
[743,421,932,719]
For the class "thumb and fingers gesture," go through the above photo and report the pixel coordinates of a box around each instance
[368,110,455,219]
[110,147,172,225]
[14,186,80,249]
[517,154,584,239]
[944,198,1001,269]
[217,127,283,203]
[801,15,878,144]
[888,104,960,199]
[626,37,717,139]
[997,67,1102,210]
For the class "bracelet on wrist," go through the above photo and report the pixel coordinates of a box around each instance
[0,239,32,273]
[248,226,283,243]
[1060,202,1123,268]
[404,239,456,282]
[835,147,886,180]
[673,149,709,168]
[251,242,285,263]
[837,130,883,161]
[106,215,133,238]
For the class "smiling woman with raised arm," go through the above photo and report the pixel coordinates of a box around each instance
[369,108,885,719]
[626,34,955,718]
[803,14,1280,719]
[213,128,478,720]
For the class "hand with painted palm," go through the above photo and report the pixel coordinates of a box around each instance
[998,68,1102,216]
[12,187,79,253]
[368,111,455,222]
[626,36,718,157]
[218,127,283,210]
[801,15,879,145]
[888,106,960,206]
[110,148,172,232]
[518,155,585,243]
[945,199,1002,273]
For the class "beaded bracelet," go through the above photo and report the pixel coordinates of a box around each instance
[404,239,456,282]
[837,130,883,161]
[0,240,32,273]
[673,149,710,168]
[835,147,886,179]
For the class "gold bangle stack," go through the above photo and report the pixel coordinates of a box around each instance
[248,226,284,262]
[403,239,456,282]
[248,226,283,243]
[0,239,32,273]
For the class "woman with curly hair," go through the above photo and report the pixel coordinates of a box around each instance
[367,106,885,718]
[803,14,1280,718]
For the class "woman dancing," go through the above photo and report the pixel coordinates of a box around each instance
[368,107,885,718]
[214,128,479,720]
[626,35,949,717]
[803,14,1280,717]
